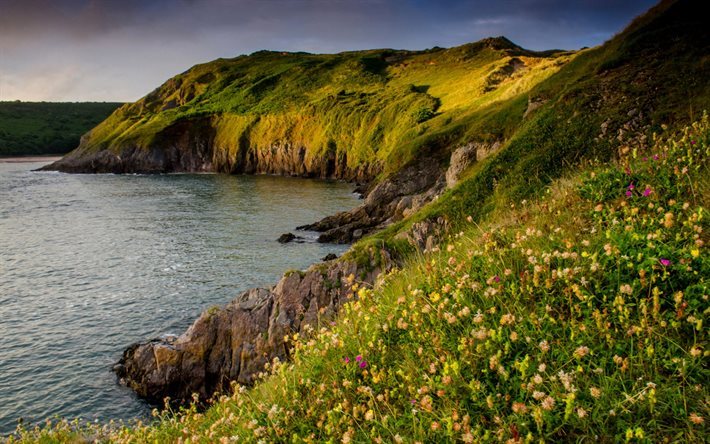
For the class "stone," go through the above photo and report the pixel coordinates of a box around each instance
[277,233,297,243]
[115,249,394,405]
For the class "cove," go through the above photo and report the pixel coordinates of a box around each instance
[0,160,358,434]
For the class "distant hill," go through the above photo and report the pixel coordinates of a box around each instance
[0,102,123,156]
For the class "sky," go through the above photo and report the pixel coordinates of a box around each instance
[0,0,658,102]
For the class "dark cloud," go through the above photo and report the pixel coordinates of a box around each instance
[0,0,658,101]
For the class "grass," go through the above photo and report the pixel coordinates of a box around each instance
[70,39,569,177]
[13,109,708,444]
[0,102,122,156]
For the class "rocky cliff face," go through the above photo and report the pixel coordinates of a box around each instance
[41,118,379,183]
[114,248,393,404]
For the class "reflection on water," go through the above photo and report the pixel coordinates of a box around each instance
[0,161,358,434]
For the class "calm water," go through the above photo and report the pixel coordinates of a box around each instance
[0,160,358,434]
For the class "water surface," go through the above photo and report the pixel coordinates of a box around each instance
[0,160,358,434]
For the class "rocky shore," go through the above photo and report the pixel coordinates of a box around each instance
[75,134,498,405]
[114,248,394,404]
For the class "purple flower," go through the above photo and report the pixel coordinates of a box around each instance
[627,183,635,190]
[625,190,633,197]
[643,187,652,197]
[359,361,367,369]
[643,157,648,162]
[691,140,696,145]
[355,355,362,362]
[410,399,417,405]
[653,154,659,161]
[493,275,501,283]
[344,357,351,364]
[660,258,671,267]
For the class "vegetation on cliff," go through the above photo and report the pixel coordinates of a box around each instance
[0,102,122,156]
[15,108,708,444]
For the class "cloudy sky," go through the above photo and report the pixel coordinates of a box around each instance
[0,0,657,102]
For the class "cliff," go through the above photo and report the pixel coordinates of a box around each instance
[41,37,570,180]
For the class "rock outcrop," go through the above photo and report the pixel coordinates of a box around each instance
[445,141,500,188]
[298,156,447,243]
[114,248,393,404]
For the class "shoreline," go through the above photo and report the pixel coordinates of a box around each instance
[0,155,64,163]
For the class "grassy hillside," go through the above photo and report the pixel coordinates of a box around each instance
[16,106,708,444]
[66,38,569,175]
[361,0,710,254]
[0,102,122,156]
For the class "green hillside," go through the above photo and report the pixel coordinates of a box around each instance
[0,102,122,156]
[52,38,571,176]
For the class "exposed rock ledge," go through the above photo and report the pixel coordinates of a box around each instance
[114,249,394,404]
[302,140,500,243]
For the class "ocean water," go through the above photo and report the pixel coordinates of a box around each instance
[0,159,358,435]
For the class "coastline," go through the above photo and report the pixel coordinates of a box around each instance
[0,155,64,163]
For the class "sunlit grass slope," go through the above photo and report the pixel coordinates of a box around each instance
[110,114,710,443]
[17,108,708,444]
[71,37,569,175]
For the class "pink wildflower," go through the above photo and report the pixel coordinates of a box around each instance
[359,361,368,369]
[344,357,350,364]
[355,355,362,362]
[643,187,652,197]
[660,258,671,267]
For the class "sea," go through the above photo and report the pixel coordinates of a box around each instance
[0,157,358,435]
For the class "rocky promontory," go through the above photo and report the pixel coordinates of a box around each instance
[114,248,393,404]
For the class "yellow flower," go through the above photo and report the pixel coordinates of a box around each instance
[691,248,700,258]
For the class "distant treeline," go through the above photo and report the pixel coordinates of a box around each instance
[0,101,123,156]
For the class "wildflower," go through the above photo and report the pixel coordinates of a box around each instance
[620,284,633,295]
[541,396,555,410]
[690,347,702,357]
[689,413,704,425]
[643,186,652,197]
[576,408,587,418]
[532,391,546,400]
[625,190,632,197]
[500,313,516,325]
[539,340,550,353]
[659,258,671,267]
[512,402,528,414]
[359,361,368,369]
[344,357,350,364]
[364,410,375,421]
[589,387,601,398]
[573,346,590,359]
